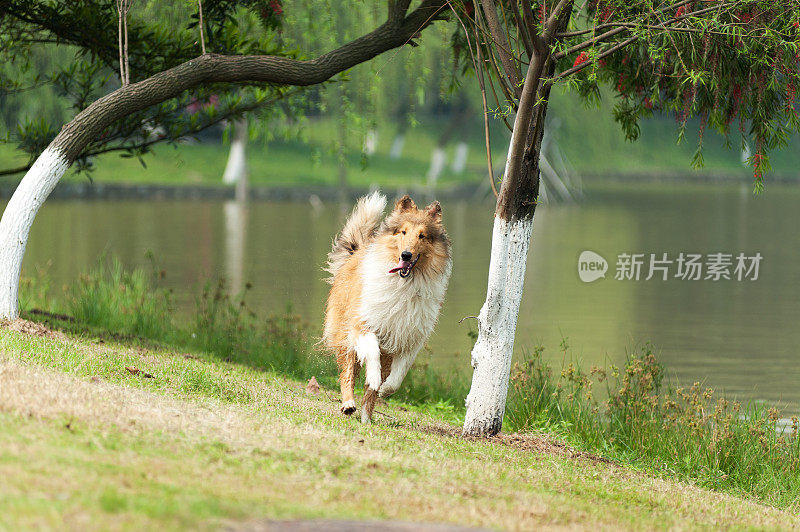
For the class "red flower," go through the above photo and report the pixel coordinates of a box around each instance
[643,97,653,110]
[269,0,283,16]
[793,21,799,29]
[204,94,219,109]
[573,52,589,68]
[676,6,686,17]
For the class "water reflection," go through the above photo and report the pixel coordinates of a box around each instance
[12,181,800,412]
[224,200,247,294]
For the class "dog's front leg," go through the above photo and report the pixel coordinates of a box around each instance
[379,349,419,397]
[361,353,393,424]
[355,332,382,392]
[355,332,384,424]
[338,350,359,416]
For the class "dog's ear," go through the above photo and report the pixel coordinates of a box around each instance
[425,201,442,222]
[394,194,417,212]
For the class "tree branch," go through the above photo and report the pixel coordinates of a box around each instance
[507,1,533,59]
[552,0,734,62]
[495,45,548,219]
[543,0,574,40]
[40,1,448,162]
[388,0,413,24]
[0,163,33,178]
[447,2,497,196]
[197,0,206,55]
[520,0,544,52]
[479,0,522,97]
[551,35,638,82]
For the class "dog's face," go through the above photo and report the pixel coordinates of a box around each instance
[378,195,449,279]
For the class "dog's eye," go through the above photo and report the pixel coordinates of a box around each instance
[419,233,425,239]
[401,230,406,235]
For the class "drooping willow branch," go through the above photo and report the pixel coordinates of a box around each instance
[115,0,134,85]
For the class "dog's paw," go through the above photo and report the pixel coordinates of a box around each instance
[378,383,397,398]
[365,370,382,392]
[340,399,356,416]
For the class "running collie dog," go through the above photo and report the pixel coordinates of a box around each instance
[323,192,452,423]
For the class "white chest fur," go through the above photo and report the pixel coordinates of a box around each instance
[358,244,451,356]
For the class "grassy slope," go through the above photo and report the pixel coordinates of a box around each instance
[1,321,798,531]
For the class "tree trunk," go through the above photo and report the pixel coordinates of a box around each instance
[426,147,446,189]
[0,1,447,319]
[462,48,551,437]
[451,142,468,174]
[389,134,405,159]
[462,212,534,435]
[0,147,70,318]
[222,118,248,186]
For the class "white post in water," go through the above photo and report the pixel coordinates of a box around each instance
[426,147,446,190]
[223,118,248,186]
[389,134,405,159]
[0,147,70,319]
[451,142,468,174]
[363,129,378,155]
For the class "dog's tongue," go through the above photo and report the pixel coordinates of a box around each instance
[389,260,412,274]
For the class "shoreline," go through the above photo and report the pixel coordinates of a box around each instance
[3,170,800,202]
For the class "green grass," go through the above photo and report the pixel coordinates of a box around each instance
[20,257,463,407]
[2,331,796,530]
[504,344,800,507]
[0,117,500,189]
[14,258,800,512]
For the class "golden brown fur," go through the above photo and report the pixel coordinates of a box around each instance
[323,193,451,422]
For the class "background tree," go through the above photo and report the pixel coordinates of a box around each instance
[0,0,295,176]
[457,0,800,436]
[0,0,449,319]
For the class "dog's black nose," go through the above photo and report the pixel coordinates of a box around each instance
[401,251,412,261]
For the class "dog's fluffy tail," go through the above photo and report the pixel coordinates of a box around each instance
[325,191,386,283]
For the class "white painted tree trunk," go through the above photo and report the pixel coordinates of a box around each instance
[462,215,533,435]
[389,134,405,159]
[426,147,446,189]
[0,147,70,319]
[222,119,247,185]
[363,129,378,155]
[451,142,468,174]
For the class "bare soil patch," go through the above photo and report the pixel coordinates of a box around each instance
[420,423,615,466]
[2,318,65,340]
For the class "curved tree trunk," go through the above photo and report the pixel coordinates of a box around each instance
[0,148,69,317]
[0,1,447,319]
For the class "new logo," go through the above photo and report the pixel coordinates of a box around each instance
[578,250,608,283]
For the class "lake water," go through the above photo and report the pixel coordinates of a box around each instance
[13,181,800,412]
